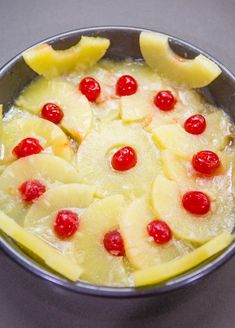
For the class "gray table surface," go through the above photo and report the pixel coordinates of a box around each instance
[0,0,235,327]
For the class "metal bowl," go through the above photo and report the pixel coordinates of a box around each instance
[0,26,234,298]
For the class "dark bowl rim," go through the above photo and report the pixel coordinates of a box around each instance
[0,25,235,298]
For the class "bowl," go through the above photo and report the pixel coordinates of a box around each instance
[0,26,235,298]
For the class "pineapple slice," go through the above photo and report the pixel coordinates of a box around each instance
[134,232,232,286]
[0,154,80,223]
[0,210,82,281]
[24,183,95,227]
[16,78,92,141]
[161,150,194,189]
[140,32,221,88]
[1,114,73,164]
[145,89,205,131]
[151,174,235,244]
[76,120,161,199]
[161,149,232,191]
[24,184,95,257]
[152,111,230,158]
[23,36,110,78]
[120,197,193,269]
[75,195,131,286]
[120,91,153,123]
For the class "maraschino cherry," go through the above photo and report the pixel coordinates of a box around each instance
[54,210,79,239]
[41,103,64,124]
[154,90,176,111]
[103,230,125,256]
[79,77,101,102]
[111,146,137,171]
[116,75,138,96]
[184,114,206,135]
[147,220,172,244]
[13,137,43,158]
[19,180,46,202]
[182,191,210,215]
[192,150,220,175]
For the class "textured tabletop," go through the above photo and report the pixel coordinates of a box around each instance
[0,0,235,327]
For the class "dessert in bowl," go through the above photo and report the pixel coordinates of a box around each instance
[0,27,234,297]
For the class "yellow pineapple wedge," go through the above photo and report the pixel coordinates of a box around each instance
[151,174,235,244]
[120,197,193,270]
[152,111,230,158]
[161,150,196,190]
[23,36,110,78]
[134,232,232,286]
[0,210,82,281]
[140,32,221,88]
[120,91,153,123]
[75,195,132,286]
[16,78,92,142]
[1,114,73,164]
[24,184,95,257]
[0,154,81,223]
[76,120,161,199]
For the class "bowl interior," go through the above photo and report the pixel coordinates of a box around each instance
[0,26,235,298]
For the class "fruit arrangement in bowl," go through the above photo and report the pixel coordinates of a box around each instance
[0,29,234,290]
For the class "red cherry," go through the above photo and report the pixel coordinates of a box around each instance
[182,191,210,215]
[147,220,172,244]
[192,150,220,175]
[184,114,206,135]
[19,180,46,202]
[79,77,101,102]
[13,137,43,158]
[111,146,137,171]
[103,230,125,256]
[116,75,138,96]
[41,103,64,124]
[154,90,176,111]
[54,210,79,239]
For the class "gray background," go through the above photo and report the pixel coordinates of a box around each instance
[0,0,235,327]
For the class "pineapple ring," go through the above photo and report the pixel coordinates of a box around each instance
[151,174,235,244]
[16,78,92,141]
[152,111,230,158]
[25,190,130,286]
[140,32,221,88]
[161,149,232,192]
[24,183,96,227]
[23,36,110,78]
[0,154,81,224]
[76,120,161,199]
[24,183,96,257]
[120,197,193,270]
[1,114,73,164]
[145,89,205,131]
[0,210,82,281]
[75,195,131,286]
[134,232,233,286]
